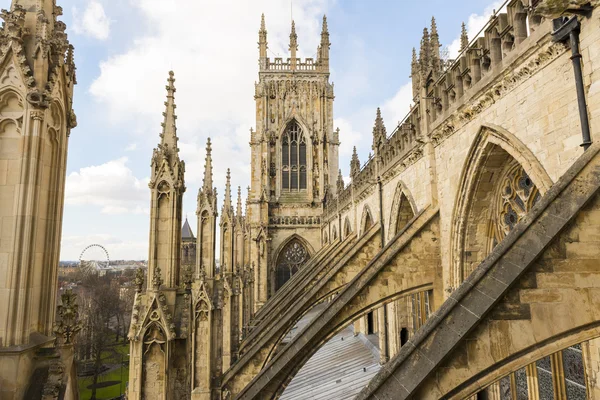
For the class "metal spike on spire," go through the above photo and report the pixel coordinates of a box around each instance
[460,22,469,52]
[202,138,213,193]
[160,71,179,156]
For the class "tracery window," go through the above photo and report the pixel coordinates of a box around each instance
[490,163,541,250]
[281,121,307,191]
[275,239,309,291]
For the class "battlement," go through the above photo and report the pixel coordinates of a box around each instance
[263,57,323,72]
[322,0,569,224]
[258,14,330,74]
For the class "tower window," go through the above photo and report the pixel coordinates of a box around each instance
[281,121,307,192]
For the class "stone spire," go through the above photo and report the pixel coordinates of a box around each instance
[160,71,179,159]
[410,47,421,98]
[419,28,430,76]
[430,17,441,74]
[318,15,331,71]
[372,107,387,152]
[259,13,268,66]
[202,138,213,193]
[236,186,243,217]
[290,20,298,70]
[350,146,361,177]
[460,22,469,52]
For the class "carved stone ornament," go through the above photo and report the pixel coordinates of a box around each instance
[53,289,82,346]
[134,268,145,292]
[152,264,163,291]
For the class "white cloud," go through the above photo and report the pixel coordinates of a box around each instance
[125,143,138,151]
[61,233,148,260]
[65,157,150,214]
[88,0,330,204]
[381,82,414,130]
[448,1,505,58]
[72,0,111,40]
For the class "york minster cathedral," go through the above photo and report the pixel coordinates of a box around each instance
[2,0,600,399]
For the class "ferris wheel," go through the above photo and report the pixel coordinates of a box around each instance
[79,244,111,271]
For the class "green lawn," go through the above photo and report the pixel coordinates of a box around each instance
[78,340,130,400]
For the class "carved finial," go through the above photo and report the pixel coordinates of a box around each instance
[410,47,420,97]
[419,28,430,75]
[430,17,441,73]
[152,264,163,291]
[53,289,82,346]
[236,186,243,217]
[290,20,298,69]
[259,13,268,62]
[318,15,331,71]
[134,268,145,293]
[350,146,361,177]
[260,13,266,32]
[202,138,213,193]
[223,168,232,210]
[372,107,387,152]
[460,22,469,52]
[160,71,179,157]
[336,169,345,193]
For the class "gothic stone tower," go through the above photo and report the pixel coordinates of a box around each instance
[0,0,78,398]
[248,15,338,308]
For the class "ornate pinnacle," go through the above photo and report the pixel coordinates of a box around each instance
[152,265,163,291]
[259,13,268,60]
[350,146,361,177]
[321,15,330,44]
[236,186,243,217]
[290,20,298,67]
[419,28,430,75]
[260,13,266,33]
[336,169,345,193]
[160,71,179,155]
[430,17,441,73]
[202,138,213,193]
[460,22,469,52]
[134,268,145,293]
[372,107,387,151]
[222,169,233,216]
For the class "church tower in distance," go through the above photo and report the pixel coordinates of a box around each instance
[248,15,338,308]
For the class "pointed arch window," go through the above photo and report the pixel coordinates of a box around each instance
[275,239,309,292]
[281,121,307,191]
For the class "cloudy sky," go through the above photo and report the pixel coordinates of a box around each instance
[17,0,503,260]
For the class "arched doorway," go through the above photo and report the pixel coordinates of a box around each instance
[275,239,310,292]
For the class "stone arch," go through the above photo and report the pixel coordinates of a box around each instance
[344,217,352,239]
[332,225,338,241]
[388,181,417,240]
[271,234,314,294]
[360,205,375,236]
[449,124,553,289]
[322,230,329,245]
